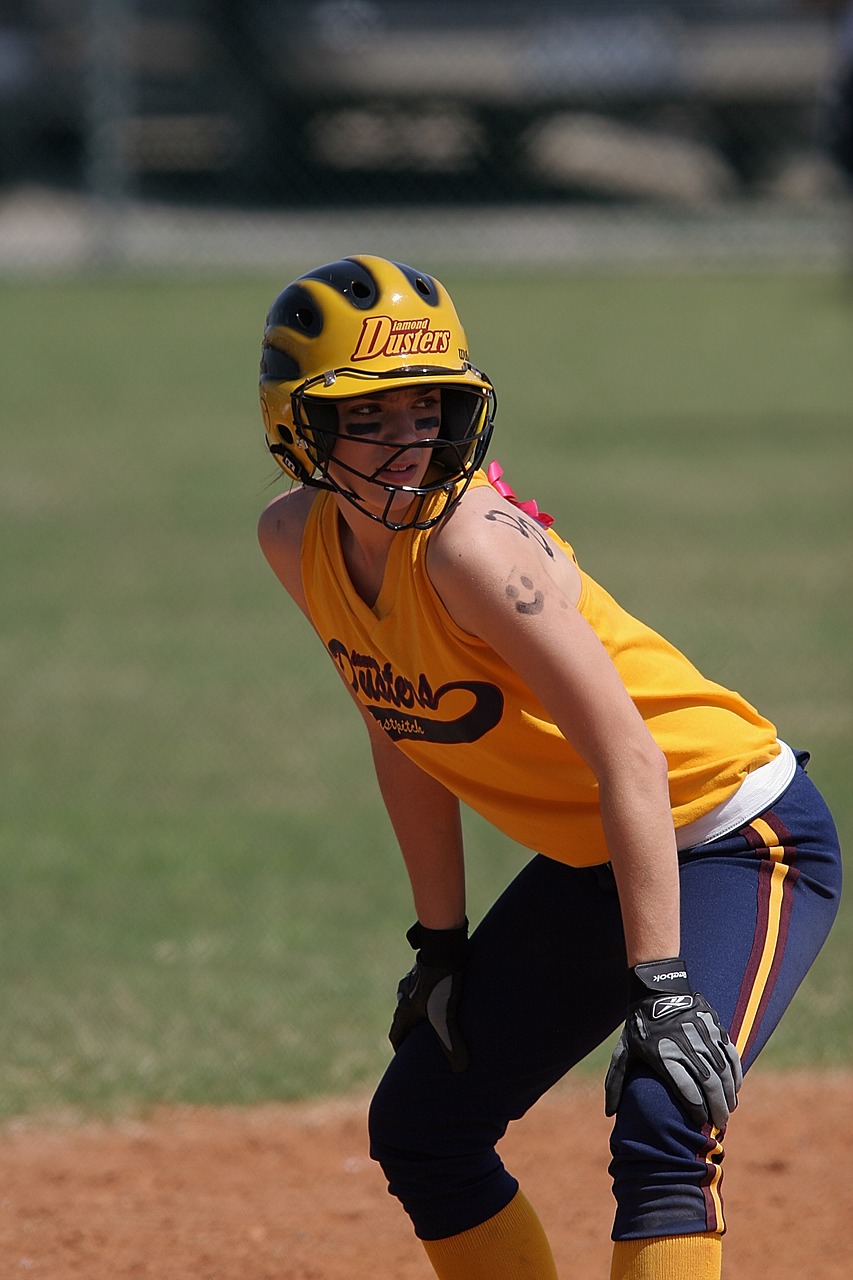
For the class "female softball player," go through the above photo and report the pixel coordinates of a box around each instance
[256,256,842,1280]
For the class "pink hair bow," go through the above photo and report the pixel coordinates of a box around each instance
[486,461,554,529]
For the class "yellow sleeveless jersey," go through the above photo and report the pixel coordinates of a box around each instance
[301,471,780,867]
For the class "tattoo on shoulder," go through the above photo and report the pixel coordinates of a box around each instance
[506,574,545,615]
[484,509,554,559]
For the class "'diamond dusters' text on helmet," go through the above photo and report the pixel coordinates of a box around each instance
[259,255,496,529]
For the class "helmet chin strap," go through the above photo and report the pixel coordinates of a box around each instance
[315,448,464,531]
[265,436,450,523]
[267,442,334,491]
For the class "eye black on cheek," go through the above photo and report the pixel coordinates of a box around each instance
[345,421,380,436]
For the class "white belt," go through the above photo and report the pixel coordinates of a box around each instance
[675,741,798,851]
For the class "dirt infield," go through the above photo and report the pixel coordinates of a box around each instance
[3,1071,851,1279]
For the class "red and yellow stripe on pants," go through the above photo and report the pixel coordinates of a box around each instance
[700,811,799,1233]
[730,812,800,1064]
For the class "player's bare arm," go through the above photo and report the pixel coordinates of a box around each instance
[260,485,466,930]
[352,684,470,1072]
[257,484,317,615]
[360,710,466,931]
[428,487,680,967]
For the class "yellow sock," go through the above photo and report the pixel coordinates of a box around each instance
[421,1189,559,1280]
[610,1232,722,1280]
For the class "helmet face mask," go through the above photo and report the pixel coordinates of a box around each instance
[299,382,494,531]
[260,256,496,530]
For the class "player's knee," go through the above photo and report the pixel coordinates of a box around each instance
[609,1070,689,1197]
[609,1068,680,1149]
[609,1067,705,1177]
[369,1067,515,1238]
[368,1068,452,1222]
[367,1055,485,1184]
[367,1070,402,1170]
[367,1058,428,1174]
[609,1069,723,1237]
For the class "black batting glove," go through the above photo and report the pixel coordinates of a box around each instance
[604,957,743,1130]
[389,920,470,1073]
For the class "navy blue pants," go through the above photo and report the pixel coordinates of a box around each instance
[368,754,842,1241]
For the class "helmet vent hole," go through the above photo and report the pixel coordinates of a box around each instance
[295,307,316,330]
[415,277,432,296]
[351,279,371,299]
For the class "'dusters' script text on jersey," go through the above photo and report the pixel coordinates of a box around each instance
[301,471,780,866]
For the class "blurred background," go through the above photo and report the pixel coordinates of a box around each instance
[1,0,852,270]
[1,1,851,1121]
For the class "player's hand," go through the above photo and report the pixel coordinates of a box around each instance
[389,920,470,1073]
[604,957,742,1130]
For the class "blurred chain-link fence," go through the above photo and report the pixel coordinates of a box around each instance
[1,0,852,271]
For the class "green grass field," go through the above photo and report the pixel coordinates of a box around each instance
[1,268,851,1119]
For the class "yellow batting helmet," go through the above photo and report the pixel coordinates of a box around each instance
[259,255,496,528]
